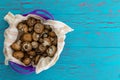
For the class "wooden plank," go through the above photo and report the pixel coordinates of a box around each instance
[0,48,120,80]
[1,0,120,80]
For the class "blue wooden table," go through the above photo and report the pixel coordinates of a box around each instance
[1,0,120,80]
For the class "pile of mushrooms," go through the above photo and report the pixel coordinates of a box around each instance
[11,17,57,66]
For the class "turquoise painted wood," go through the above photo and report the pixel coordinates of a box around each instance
[1,0,120,80]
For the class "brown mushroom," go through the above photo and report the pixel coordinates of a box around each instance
[34,23,44,33]
[49,31,56,37]
[46,45,57,57]
[22,33,32,42]
[49,37,54,42]
[39,38,43,43]
[11,40,21,51]
[42,33,48,38]
[45,25,52,31]
[35,48,41,53]
[23,53,30,58]
[28,27,33,32]
[36,19,41,23]
[22,42,32,51]
[28,51,36,56]
[22,58,31,65]
[52,38,57,45]
[44,29,49,33]
[31,41,39,49]
[34,55,41,65]
[32,32,40,41]
[26,17,36,27]
[13,51,24,59]
[39,44,47,52]
[17,22,28,33]
[43,38,51,46]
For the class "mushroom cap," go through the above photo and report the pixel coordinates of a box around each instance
[22,42,32,52]
[39,38,43,43]
[27,17,36,27]
[22,33,32,42]
[11,42,21,51]
[46,45,57,57]
[49,37,54,42]
[43,38,51,46]
[22,58,31,65]
[35,48,41,53]
[13,51,24,59]
[39,44,47,52]
[34,23,44,33]
[44,29,49,33]
[17,22,28,33]
[36,19,41,23]
[34,55,41,65]
[28,27,33,32]
[28,50,36,56]
[52,38,57,45]
[49,31,56,37]
[31,41,39,49]
[45,25,52,31]
[32,32,40,41]
[42,33,48,38]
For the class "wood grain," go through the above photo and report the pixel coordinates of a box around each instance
[1,0,120,80]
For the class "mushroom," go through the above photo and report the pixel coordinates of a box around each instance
[42,33,48,38]
[34,55,41,65]
[22,33,32,42]
[41,29,49,35]
[49,31,56,37]
[36,19,41,23]
[49,37,55,42]
[43,38,51,46]
[22,42,32,51]
[48,37,57,45]
[39,44,47,52]
[35,48,41,53]
[17,22,28,33]
[52,38,57,45]
[31,41,39,49]
[22,58,31,65]
[44,29,49,33]
[46,45,57,57]
[28,27,33,32]
[45,25,52,31]
[32,32,40,41]
[39,38,43,43]
[26,17,36,27]
[34,23,44,33]
[11,40,21,51]
[13,51,24,59]
[28,51,36,56]
[23,53,29,58]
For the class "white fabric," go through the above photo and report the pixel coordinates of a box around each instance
[4,12,73,74]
